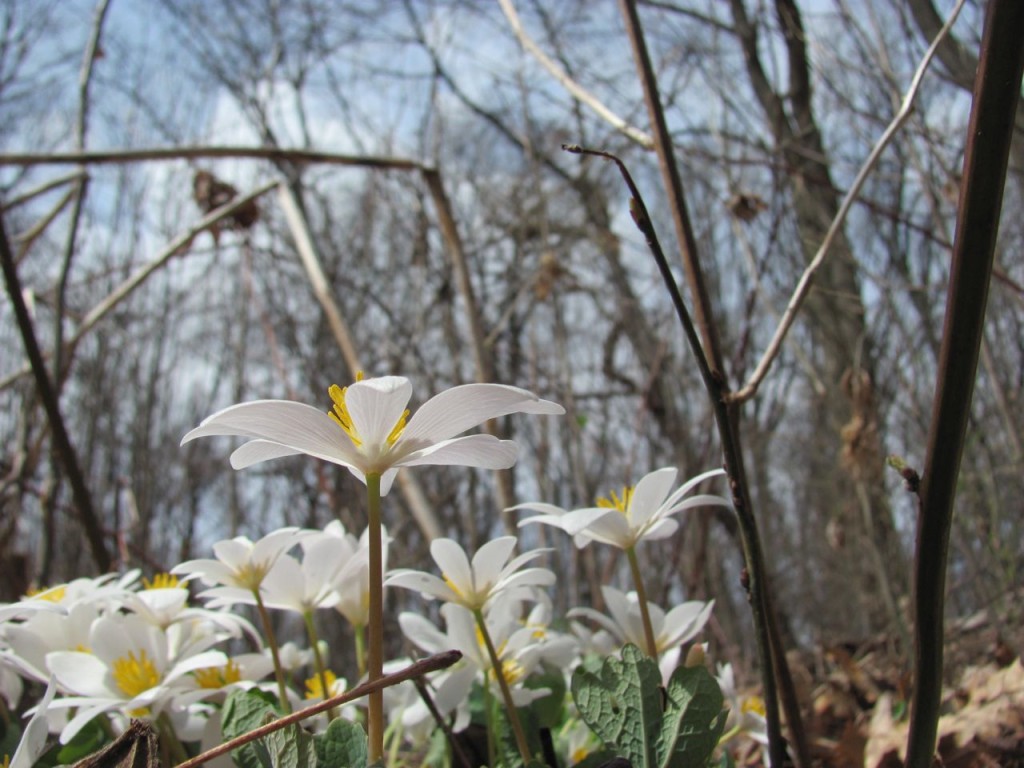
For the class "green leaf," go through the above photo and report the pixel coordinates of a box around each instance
[55,718,108,764]
[658,665,727,768]
[221,689,284,768]
[313,717,367,768]
[572,645,728,768]
[523,666,568,729]
[250,716,317,768]
[571,643,663,767]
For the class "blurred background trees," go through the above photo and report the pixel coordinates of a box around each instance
[1,0,1019,683]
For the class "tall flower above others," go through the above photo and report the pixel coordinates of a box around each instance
[512,467,730,550]
[181,375,565,495]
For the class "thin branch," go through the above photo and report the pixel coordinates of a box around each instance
[13,186,78,265]
[0,146,424,171]
[173,651,462,768]
[905,1,1024,765]
[0,181,279,392]
[497,0,654,149]
[564,143,792,767]
[0,209,111,573]
[1,169,87,210]
[727,0,967,404]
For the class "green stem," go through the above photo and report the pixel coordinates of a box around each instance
[252,588,292,714]
[626,545,659,660]
[157,711,190,764]
[365,472,385,763]
[473,608,533,765]
[303,610,338,721]
[354,622,367,680]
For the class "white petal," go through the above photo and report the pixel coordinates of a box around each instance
[429,539,473,592]
[386,571,459,603]
[662,468,728,510]
[579,511,633,549]
[182,401,362,469]
[507,501,568,516]
[520,507,616,538]
[403,384,563,444]
[46,652,113,698]
[398,435,519,469]
[398,612,449,654]
[344,377,412,446]
[470,537,518,591]
[628,467,678,529]
[229,440,304,468]
[10,676,57,768]
[640,518,679,541]
[662,600,714,647]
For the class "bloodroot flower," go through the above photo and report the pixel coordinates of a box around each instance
[181,374,564,495]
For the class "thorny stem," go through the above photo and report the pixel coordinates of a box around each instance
[626,546,659,660]
[365,472,386,763]
[473,608,535,766]
[252,588,292,714]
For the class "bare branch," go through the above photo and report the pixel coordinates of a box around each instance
[727,0,967,404]
[497,0,654,149]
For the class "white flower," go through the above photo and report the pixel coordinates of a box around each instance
[513,467,730,550]
[1,601,102,684]
[44,613,227,743]
[320,520,387,628]
[172,527,314,606]
[181,375,564,495]
[568,585,713,681]
[386,536,555,613]
[717,662,768,747]
[8,675,58,768]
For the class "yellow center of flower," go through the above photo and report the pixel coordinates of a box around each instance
[489,657,526,686]
[304,670,338,700]
[112,650,160,698]
[193,660,242,689]
[571,746,591,764]
[2,754,10,768]
[26,584,66,602]
[142,573,180,590]
[742,695,766,717]
[327,373,409,449]
[596,486,633,514]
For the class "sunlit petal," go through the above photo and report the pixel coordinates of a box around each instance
[397,435,519,469]
[470,537,518,591]
[430,539,473,591]
[403,384,564,444]
[344,376,412,445]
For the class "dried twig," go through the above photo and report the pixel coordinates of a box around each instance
[497,0,654,149]
[173,651,462,768]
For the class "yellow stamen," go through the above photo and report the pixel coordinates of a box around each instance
[327,373,408,449]
[443,575,466,599]
[328,383,362,447]
[193,660,242,689]
[304,669,338,700]
[742,695,766,717]
[26,584,66,603]
[489,657,526,686]
[571,747,591,764]
[142,573,180,590]
[112,650,160,698]
[596,486,633,514]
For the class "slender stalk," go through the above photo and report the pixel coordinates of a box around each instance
[625,546,659,659]
[905,2,1024,765]
[354,623,367,679]
[157,712,189,764]
[251,589,292,714]
[302,610,337,721]
[365,472,386,763]
[472,608,534,765]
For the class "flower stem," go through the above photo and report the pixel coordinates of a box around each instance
[472,608,533,765]
[365,472,385,763]
[303,610,338,720]
[626,545,659,660]
[354,622,367,680]
[252,588,292,714]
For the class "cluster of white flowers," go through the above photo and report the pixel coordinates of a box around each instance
[0,374,761,766]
